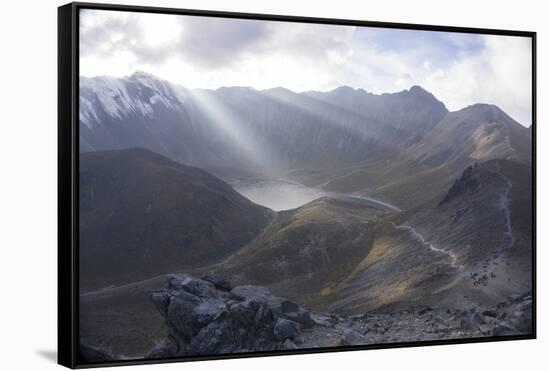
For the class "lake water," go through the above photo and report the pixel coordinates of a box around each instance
[231,178,401,212]
[231,179,328,211]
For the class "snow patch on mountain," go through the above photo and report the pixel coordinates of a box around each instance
[79,72,187,127]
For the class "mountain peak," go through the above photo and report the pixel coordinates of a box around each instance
[128,70,159,80]
[332,85,356,92]
[262,86,296,96]
[409,85,430,95]
[328,86,369,97]
[127,71,168,89]
[216,86,255,93]
[466,102,498,110]
[459,103,514,124]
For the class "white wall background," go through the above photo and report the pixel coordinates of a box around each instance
[0,0,546,369]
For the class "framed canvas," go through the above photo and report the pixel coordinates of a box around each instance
[58,2,536,368]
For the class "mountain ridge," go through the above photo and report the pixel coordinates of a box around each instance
[82,71,531,123]
[79,72,531,210]
[79,148,274,291]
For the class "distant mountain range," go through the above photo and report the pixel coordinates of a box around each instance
[80,72,531,209]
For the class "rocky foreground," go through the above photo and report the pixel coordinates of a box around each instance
[141,274,532,358]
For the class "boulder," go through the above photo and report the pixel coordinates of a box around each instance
[482,309,497,318]
[287,310,315,329]
[151,275,316,356]
[273,318,300,341]
[280,300,299,314]
[416,305,434,316]
[148,274,529,359]
[282,339,298,349]
[229,285,271,301]
[169,297,227,342]
[202,274,233,291]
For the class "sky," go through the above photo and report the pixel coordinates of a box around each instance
[80,9,533,126]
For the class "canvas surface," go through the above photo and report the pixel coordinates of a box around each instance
[76,7,534,364]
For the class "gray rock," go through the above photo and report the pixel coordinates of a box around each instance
[482,309,497,318]
[254,302,275,325]
[479,324,494,335]
[288,310,315,329]
[282,339,298,349]
[229,285,271,301]
[416,305,434,315]
[150,291,172,315]
[493,324,517,336]
[459,317,475,329]
[166,290,204,339]
[147,338,179,359]
[281,300,299,314]
[202,274,233,291]
[167,274,191,289]
[343,330,368,345]
[273,318,300,341]
[167,275,219,298]
[507,294,523,301]
[181,279,218,298]
[146,274,528,359]
[472,312,486,325]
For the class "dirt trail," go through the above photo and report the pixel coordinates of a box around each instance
[390,222,459,268]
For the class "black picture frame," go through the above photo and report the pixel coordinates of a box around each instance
[58,2,537,368]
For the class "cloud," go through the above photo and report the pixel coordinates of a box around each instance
[420,35,532,126]
[79,9,532,126]
[80,10,149,58]
[80,10,272,68]
[176,17,271,68]
[80,10,357,91]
